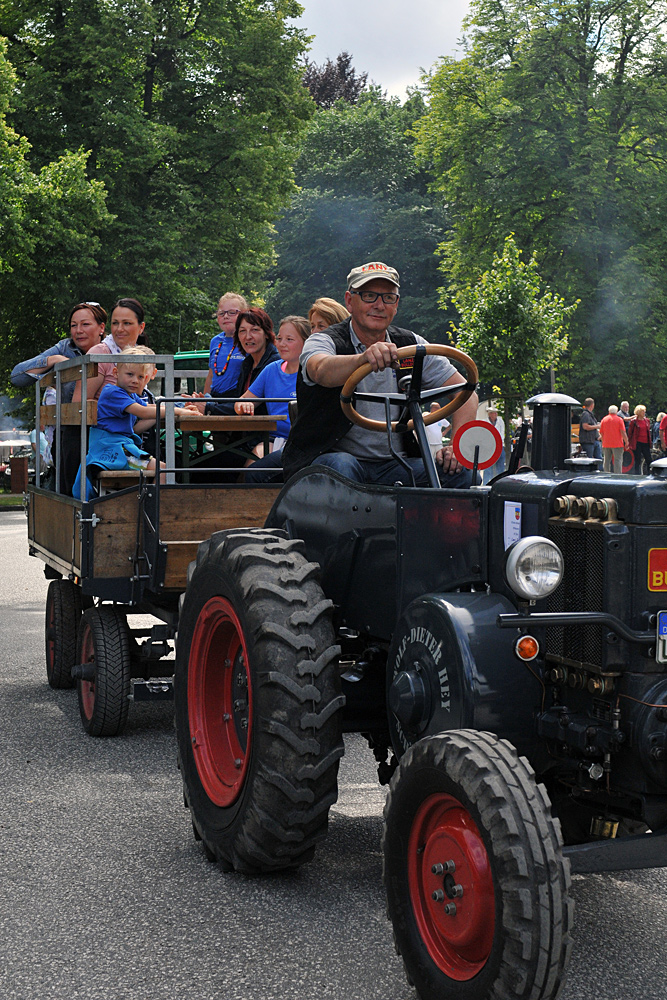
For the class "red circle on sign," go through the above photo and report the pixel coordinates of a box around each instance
[452,421,503,470]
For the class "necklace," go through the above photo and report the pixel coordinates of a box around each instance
[212,337,236,376]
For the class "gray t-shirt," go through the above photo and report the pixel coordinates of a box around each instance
[300,323,458,460]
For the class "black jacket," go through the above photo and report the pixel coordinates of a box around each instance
[282,320,420,480]
[204,343,280,416]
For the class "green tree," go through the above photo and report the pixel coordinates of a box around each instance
[0,36,110,387]
[1,0,313,355]
[414,0,667,407]
[266,88,453,339]
[453,235,577,443]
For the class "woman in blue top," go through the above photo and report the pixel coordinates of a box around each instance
[239,317,310,482]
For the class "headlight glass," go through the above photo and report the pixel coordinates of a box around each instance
[506,536,563,601]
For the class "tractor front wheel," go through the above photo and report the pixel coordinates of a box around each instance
[175,529,344,873]
[383,730,573,1000]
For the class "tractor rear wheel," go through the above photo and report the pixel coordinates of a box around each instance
[76,607,132,737]
[383,730,573,1000]
[45,579,82,689]
[175,528,344,873]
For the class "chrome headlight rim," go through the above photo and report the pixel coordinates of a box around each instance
[505,536,564,601]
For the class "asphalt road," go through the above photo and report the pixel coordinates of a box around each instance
[1,508,666,1000]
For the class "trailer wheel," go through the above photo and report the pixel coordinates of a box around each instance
[76,607,132,737]
[45,579,82,689]
[383,731,573,1000]
[175,528,344,873]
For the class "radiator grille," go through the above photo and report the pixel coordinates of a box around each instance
[545,519,605,668]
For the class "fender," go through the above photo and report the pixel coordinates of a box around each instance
[387,591,544,761]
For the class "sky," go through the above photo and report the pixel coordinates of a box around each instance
[293,0,471,98]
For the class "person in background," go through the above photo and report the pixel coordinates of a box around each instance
[628,404,652,474]
[482,405,506,484]
[202,292,249,397]
[579,398,602,462]
[11,301,107,494]
[653,411,666,451]
[308,297,350,334]
[424,401,450,461]
[618,400,632,429]
[600,404,628,473]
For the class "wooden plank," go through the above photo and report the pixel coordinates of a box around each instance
[40,362,98,387]
[41,402,97,426]
[176,414,285,432]
[29,491,80,568]
[91,491,141,578]
[158,486,280,541]
[163,541,201,590]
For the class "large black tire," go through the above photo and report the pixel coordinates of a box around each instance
[45,579,83,689]
[174,528,344,873]
[383,731,573,1000]
[76,607,132,737]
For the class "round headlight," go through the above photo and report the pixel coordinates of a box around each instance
[505,536,564,601]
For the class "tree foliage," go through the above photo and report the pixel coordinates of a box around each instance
[266,88,453,339]
[302,51,368,108]
[453,235,576,403]
[0,0,313,367]
[0,37,110,386]
[414,0,667,408]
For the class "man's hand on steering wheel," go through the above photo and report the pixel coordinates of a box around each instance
[361,341,400,373]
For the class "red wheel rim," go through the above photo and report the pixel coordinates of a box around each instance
[188,597,253,808]
[408,792,495,980]
[79,623,96,721]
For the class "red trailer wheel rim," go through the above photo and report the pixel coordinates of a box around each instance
[79,623,96,721]
[188,597,253,807]
[408,792,495,980]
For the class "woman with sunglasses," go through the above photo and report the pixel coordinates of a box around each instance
[11,301,108,493]
[202,292,248,397]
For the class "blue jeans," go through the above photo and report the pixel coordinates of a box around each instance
[582,441,603,460]
[312,452,474,488]
[244,450,283,483]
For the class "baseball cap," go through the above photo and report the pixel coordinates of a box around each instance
[346,261,400,291]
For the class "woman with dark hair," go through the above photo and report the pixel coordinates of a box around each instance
[199,308,279,415]
[73,298,147,403]
[189,308,279,479]
[11,301,108,494]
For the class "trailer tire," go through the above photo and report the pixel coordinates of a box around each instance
[175,528,344,874]
[383,730,573,1000]
[45,579,82,689]
[76,607,132,737]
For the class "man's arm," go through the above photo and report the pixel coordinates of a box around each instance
[306,340,399,387]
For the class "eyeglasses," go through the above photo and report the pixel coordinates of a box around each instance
[84,301,101,307]
[351,290,399,305]
[217,308,240,318]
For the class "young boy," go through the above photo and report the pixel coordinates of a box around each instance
[72,347,196,497]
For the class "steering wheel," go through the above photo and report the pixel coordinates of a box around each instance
[340,344,478,433]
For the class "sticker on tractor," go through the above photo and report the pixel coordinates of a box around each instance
[648,549,667,591]
[398,357,414,370]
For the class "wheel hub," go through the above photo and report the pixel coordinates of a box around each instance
[188,597,253,808]
[408,792,495,980]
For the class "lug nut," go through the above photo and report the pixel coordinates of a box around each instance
[431,889,444,902]
[451,883,464,898]
[431,863,444,875]
[444,903,457,916]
